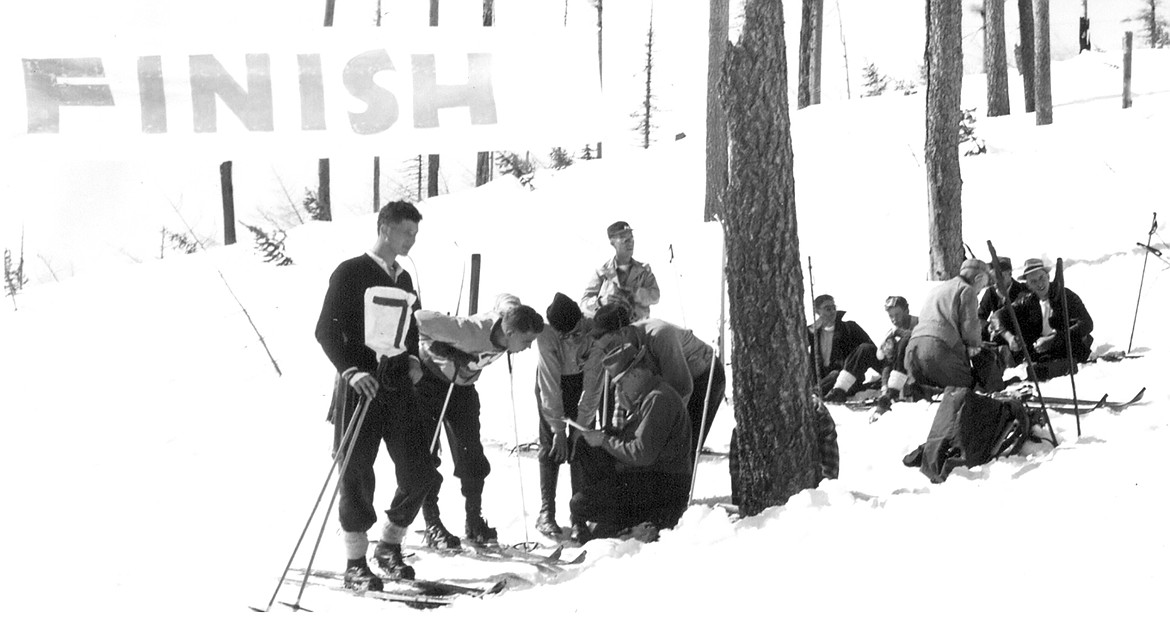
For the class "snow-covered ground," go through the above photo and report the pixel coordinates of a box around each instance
[3,27,1169,617]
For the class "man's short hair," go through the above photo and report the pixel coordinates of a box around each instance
[813,294,835,310]
[502,304,545,335]
[377,200,422,231]
[883,295,909,311]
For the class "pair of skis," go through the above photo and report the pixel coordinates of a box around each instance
[1018,387,1146,415]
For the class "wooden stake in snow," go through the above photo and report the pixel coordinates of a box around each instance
[1122,31,1134,109]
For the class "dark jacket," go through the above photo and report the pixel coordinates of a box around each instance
[978,279,1026,341]
[998,285,1094,362]
[807,310,874,373]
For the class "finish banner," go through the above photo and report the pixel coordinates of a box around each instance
[4,27,602,159]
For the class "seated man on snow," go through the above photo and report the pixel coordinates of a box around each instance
[823,295,920,417]
[568,338,692,543]
[994,257,1094,380]
[807,294,875,401]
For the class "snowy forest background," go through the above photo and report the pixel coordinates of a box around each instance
[3,0,1170,615]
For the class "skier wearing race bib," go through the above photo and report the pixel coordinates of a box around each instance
[314,200,434,591]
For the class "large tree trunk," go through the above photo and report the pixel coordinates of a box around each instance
[1017,0,1036,112]
[722,0,822,517]
[985,0,1010,116]
[925,0,964,280]
[1033,0,1053,125]
[797,0,823,109]
[475,0,494,186]
[704,0,729,222]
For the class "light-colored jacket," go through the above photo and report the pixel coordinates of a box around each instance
[534,320,604,433]
[416,295,518,386]
[581,257,661,321]
[628,318,714,407]
[909,277,982,352]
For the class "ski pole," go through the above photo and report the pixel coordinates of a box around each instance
[251,393,372,613]
[429,380,457,455]
[505,352,532,550]
[987,241,1058,447]
[808,257,824,392]
[1127,212,1157,354]
[1056,258,1082,437]
[688,343,720,502]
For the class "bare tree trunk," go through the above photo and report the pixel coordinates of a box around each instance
[319,0,335,221]
[925,0,964,280]
[374,0,382,211]
[596,0,603,159]
[704,0,730,221]
[834,0,850,99]
[1033,0,1053,125]
[639,9,655,149]
[475,0,494,186]
[986,0,1010,116]
[1122,31,1133,108]
[797,0,823,109]
[220,161,237,245]
[427,0,441,197]
[722,0,822,517]
[1017,0,1036,112]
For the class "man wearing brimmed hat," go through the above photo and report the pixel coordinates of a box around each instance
[568,338,692,543]
[822,295,919,416]
[531,292,606,538]
[590,303,725,455]
[905,259,992,389]
[581,221,660,321]
[996,257,1094,368]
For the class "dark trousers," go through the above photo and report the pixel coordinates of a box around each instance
[417,371,490,516]
[840,338,910,387]
[331,372,441,533]
[688,360,726,452]
[906,337,975,389]
[569,468,690,531]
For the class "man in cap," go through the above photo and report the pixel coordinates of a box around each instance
[808,294,875,400]
[979,256,1028,364]
[906,259,992,389]
[532,292,606,537]
[996,257,1094,371]
[822,295,919,416]
[591,303,725,455]
[569,339,692,543]
[581,221,661,321]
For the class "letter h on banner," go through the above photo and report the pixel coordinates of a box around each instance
[411,53,497,128]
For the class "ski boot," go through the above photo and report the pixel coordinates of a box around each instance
[569,522,592,545]
[423,520,462,550]
[372,542,416,580]
[535,509,562,537]
[465,515,498,545]
[343,561,385,591]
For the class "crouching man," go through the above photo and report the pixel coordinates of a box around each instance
[568,340,692,543]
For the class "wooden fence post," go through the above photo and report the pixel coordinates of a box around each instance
[1122,31,1133,109]
[220,161,236,245]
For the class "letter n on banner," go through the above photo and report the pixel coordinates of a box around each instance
[411,53,497,128]
[189,54,275,132]
[22,58,115,134]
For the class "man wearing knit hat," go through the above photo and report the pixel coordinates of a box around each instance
[581,221,661,321]
[996,257,1094,371]
[532,292,606,538]
[905,259,991,389]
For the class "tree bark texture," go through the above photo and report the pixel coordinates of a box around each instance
[1017,0,1036,112]
[476,0,494,186]
[797,0,823,109]
[704,0,730,222]
[1033,0,1053,125]
[924,0,964,280]
[429,0,442,193]
[721,0,823,517]
[317,158,332,221]
[220,161,236,245]
[985,0,1010,116]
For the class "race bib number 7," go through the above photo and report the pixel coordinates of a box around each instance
[365,286,418,359]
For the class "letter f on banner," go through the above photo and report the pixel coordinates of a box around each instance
[411,53,497,128]
[23,58,115,133]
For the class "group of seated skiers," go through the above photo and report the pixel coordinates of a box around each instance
[808,256,1094,419]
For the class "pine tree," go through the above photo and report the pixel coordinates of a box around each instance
[549,147,574,170]
[861,62,889,97]
[244,224,294,267]
[925,0,966,280]
[959,108,987,156]
[4,248,28,310]
[1127,0,1170,48]
[631,8,659,149]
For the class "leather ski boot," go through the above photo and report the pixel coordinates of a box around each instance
[372,542,416,580]
[421,499,462,549]
[343,561,385,591]
[535,460,562,537]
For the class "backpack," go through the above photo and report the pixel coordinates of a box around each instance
[902,387,1038,483]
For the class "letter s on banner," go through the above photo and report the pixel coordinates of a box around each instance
[343,49,399,135]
